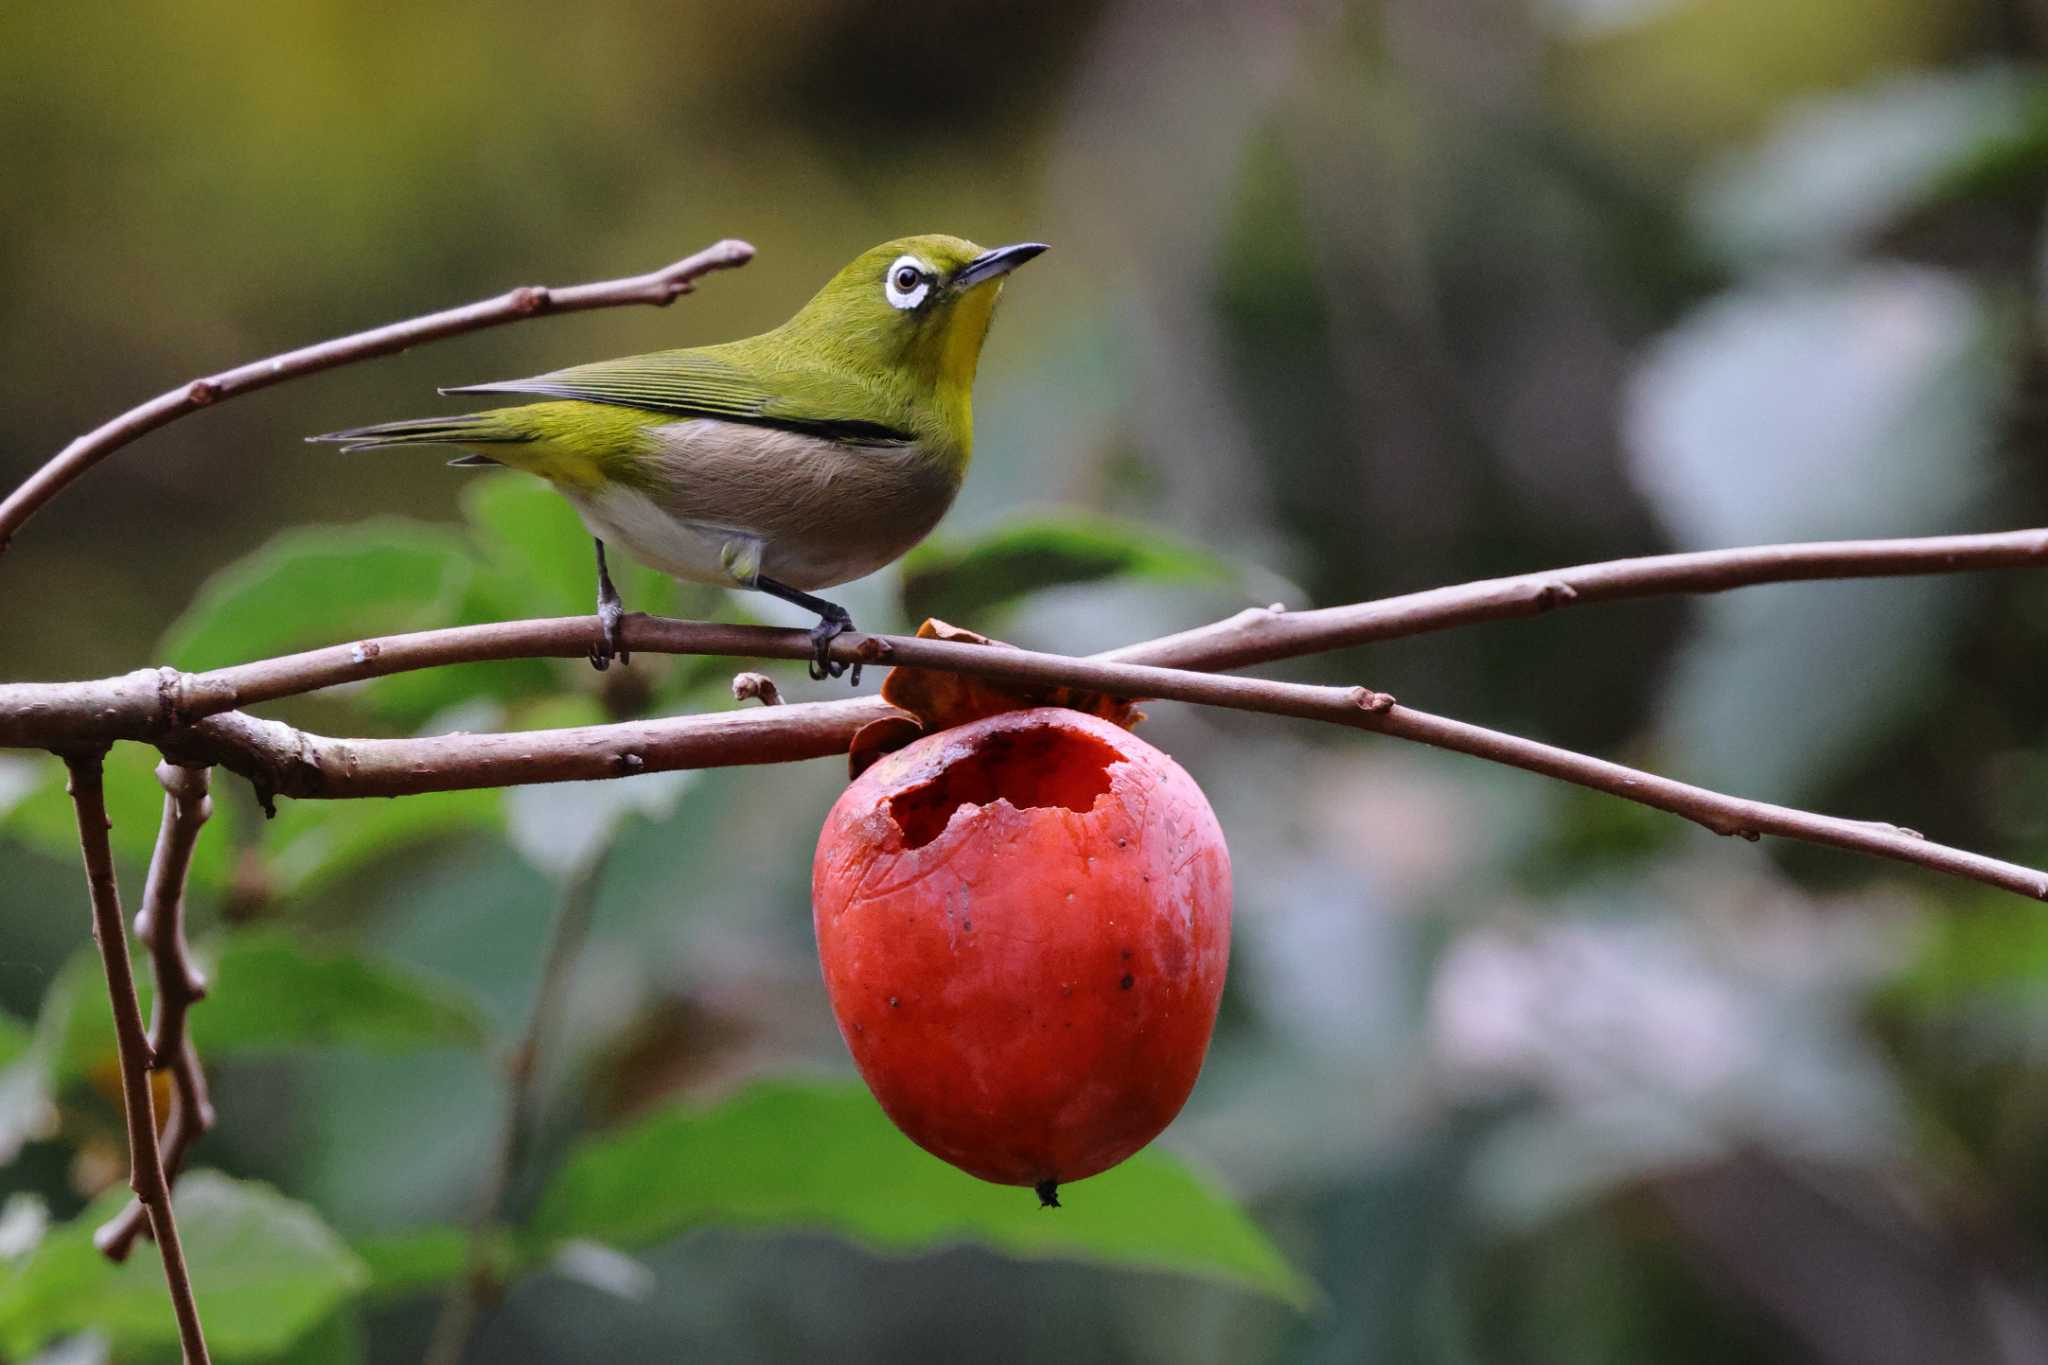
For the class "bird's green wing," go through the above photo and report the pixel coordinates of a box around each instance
[442,347,914,444]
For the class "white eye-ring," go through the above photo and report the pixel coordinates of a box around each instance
[884,254,932,310]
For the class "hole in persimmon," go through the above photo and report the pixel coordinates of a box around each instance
[887,723,1119,850]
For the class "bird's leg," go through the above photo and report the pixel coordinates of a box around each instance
[756,575,860,685]
[589,538,630,672]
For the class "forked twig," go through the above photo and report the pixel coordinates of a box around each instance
[97,763,217,1263]
[63,752,211,1363]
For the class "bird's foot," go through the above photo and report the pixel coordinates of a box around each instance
[808,607,859,686]
[589,599,630,672]
[589,539,631,672]
[754,575,861,687]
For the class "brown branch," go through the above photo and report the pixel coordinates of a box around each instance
[0,620,802,748]
[99,763,216,1264]
[157,695,883,807]
[0,239,754,553]
[1100,527,2048,670]
[63,752,211,1364]
[4,532,2043,903]
[5,528,2046,750]
[148,632,2048,902]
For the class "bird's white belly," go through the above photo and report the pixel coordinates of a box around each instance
[567,484,744,585]
[562,418,958,591]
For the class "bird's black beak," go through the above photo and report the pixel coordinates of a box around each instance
[953,242,1049,291]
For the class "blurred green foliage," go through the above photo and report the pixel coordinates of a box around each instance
[9,1,2048,1361]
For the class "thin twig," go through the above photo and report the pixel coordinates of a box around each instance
[0,239,754,552]
[1098,528,2048,670]
[4,528,2047,749]
[424,842,613,1365]
[63,752,211,1364]
[148,634,2048,902]
[99,763,216,1263]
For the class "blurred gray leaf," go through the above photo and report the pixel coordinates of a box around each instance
[0,1050,57,1169]
[1430,896,1909,1226]
[24,1334,107,1365]
[0,758,42,821]
[1624,265,2010,796]
[1696,67,2041,266]
[1534,0,1688,40]
[504,771,695,881]
[549,1239,656,1301]
[0,1194,49,1263]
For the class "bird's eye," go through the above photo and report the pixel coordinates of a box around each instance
[883,254,932,311]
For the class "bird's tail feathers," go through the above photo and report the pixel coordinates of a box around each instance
[305,412,534,456]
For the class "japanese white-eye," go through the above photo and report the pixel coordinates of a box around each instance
[311,235,1048,680]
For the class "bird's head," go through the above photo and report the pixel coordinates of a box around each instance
[781,235,1048,413]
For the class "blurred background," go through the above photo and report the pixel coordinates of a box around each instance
[7,1,2048,1360]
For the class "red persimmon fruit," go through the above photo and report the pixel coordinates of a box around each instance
[812,707,1232,1205]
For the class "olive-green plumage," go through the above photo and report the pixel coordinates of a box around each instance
[312,234,1046,677]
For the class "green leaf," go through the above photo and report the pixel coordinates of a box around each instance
[1889,902,2048,1007]
[349,1226,472,1299]
[0,1012,30,1071]
[0,1173,366,1360]
[530,1081,1312,1308]
[260,788,502,900]
[36,950,133,1092]
[248,1308,364,1365]
[899,515,1238,627]
[157,521,475,671]
[1,747,233,895]
[39,932,489,1087]
[191,931,491,1055]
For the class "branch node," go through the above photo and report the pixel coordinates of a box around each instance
[614,751,646,775]
[732,672,783,706]
[1347,686,1395,713]
[185,379,219,407]
[1534,580,1579,608]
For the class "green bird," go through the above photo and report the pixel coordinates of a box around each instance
[311,234,1047,680]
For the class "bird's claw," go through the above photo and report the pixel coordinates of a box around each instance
[590,600,630,673]
[808,611,860,687]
